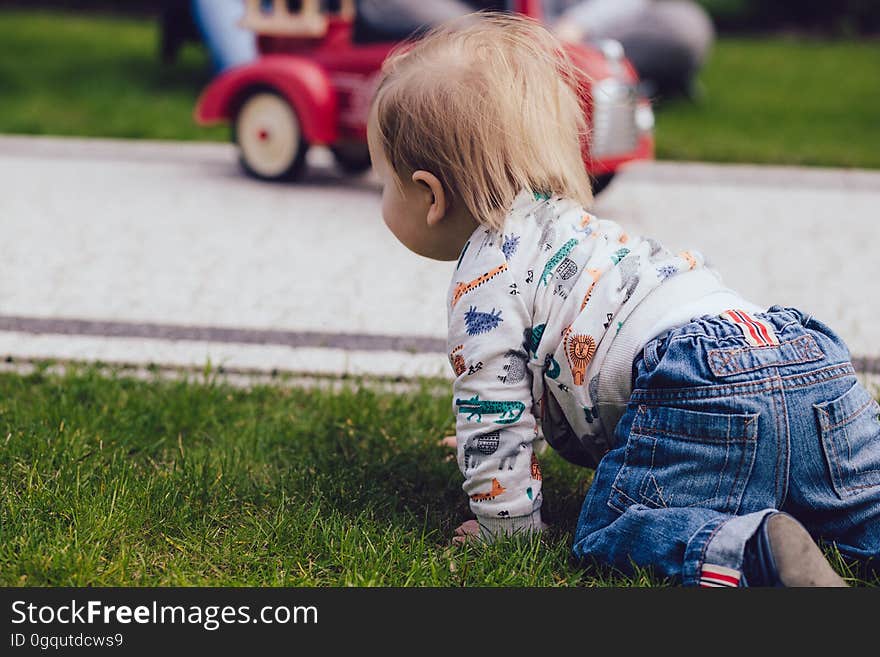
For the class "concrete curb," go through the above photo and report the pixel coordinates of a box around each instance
[617,160,880,192]
[2,135,879,383]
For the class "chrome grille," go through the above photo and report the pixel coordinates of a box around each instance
[590,78,640,158]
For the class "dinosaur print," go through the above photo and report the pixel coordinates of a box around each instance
[501,234,520,260]
[498,349,529,385]
[456,395,526,425]
[451,263,508,309]
[541,239,579,285]
[464,306,503,335]
[470,478,506,502]
[523,323,546,358]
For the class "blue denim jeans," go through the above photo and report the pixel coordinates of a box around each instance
[572,306,880,586]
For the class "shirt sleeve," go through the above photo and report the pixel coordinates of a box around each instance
[447,247,543,541]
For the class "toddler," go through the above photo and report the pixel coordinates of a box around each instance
[366,12,880,586]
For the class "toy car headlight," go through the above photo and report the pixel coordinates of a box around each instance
[636,102,655,134]
[597,39,625,64]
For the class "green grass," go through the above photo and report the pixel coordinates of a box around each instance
[0,365,874,587]
[0,365,608,586]
[654,37,880,168]
[0,10,226,142]
[1,10,878,167]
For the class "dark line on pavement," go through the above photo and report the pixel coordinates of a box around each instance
[0,315,447,354]
[5,137,880,192]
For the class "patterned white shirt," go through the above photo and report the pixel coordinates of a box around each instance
[447,190,754,538]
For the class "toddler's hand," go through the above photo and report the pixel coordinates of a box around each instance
[439,435,457,462]
[452,519,551,545]
[452,520,482,546]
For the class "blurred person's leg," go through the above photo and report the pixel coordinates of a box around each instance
[353,0,475,43]
[555,0,714,99]
[613,0,714,98]
[160,1,201,65]
[556,0,651,38]
[192,0,257,72]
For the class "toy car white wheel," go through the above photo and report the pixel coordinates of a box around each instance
[234,91,307,181]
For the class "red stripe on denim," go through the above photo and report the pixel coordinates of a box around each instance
[721,310,752,343]
[733,309,768,346]
[701,571,740,586]
[701,563,741,587]
[754,315,779,345]
[736,310,776,346]
[729,309,766,346]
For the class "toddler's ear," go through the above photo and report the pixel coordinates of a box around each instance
[412,170,447,227]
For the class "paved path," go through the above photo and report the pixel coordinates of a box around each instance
[1,135,878,381]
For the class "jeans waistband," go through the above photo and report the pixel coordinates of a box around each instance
[657,305,811,345]
[641,305,844,382]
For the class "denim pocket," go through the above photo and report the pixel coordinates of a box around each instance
[609,404,759,514]
[815,381,880,499]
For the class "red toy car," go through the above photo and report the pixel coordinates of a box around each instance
[195,0,654,192]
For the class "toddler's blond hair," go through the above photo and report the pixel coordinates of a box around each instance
[370,12,594,230]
